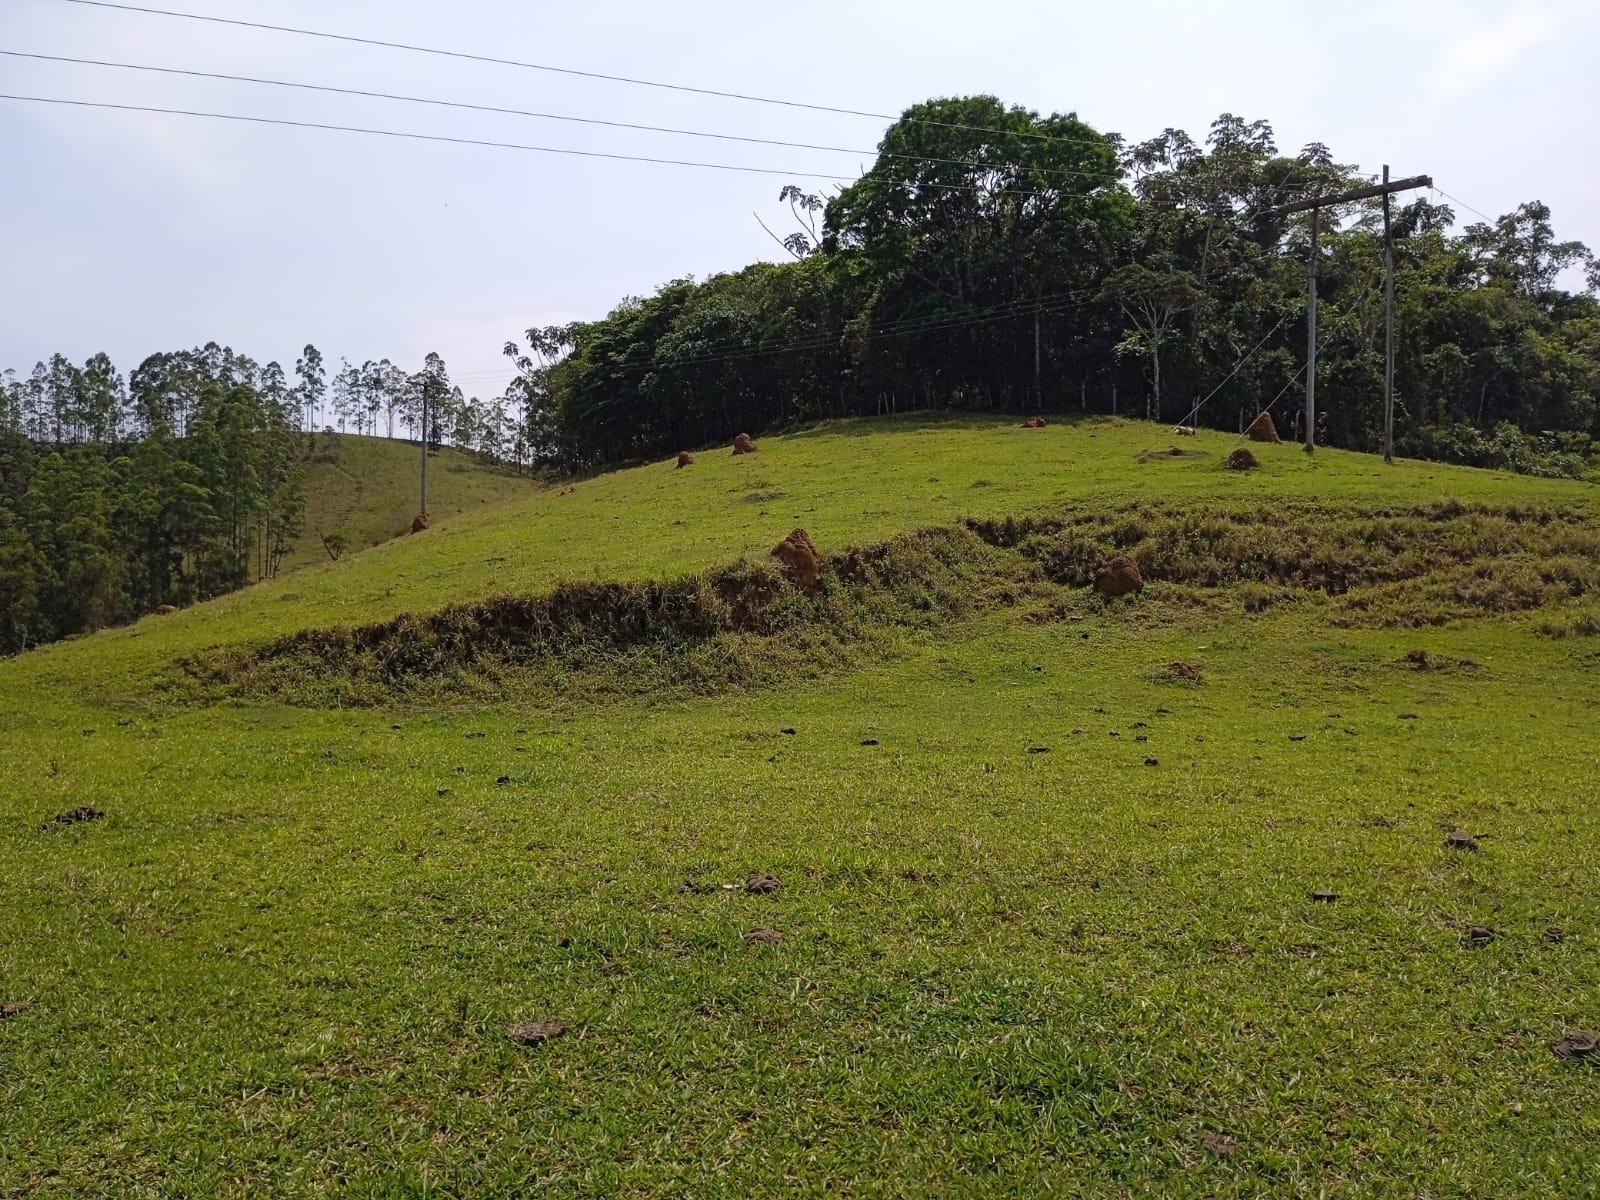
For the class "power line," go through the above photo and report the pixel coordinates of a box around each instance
[1172,313,1291,429]
[0,50,1122,185]
[55,0,1123,153]
[0,93,1122,201]
[0,92,894,182]
[1433,187,1496,224]
[1261,363,1306,416]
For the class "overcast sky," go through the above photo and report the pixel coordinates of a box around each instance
[3,0,1596,398]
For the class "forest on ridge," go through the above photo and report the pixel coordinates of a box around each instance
[505,100,1600,473]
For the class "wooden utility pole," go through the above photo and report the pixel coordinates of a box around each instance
[1272,172,1431,453]
[419,382,429,518]
[1382,165,1397,463]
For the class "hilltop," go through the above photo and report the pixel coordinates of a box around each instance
[288,432,541,571]
[2,415,1598,1197]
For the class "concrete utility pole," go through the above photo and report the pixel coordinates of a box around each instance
[419,383,429,518]
[1272,172,1431,454]
[1307,208,1318,453]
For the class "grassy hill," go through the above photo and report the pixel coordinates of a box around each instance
[285,432,541,573]
[3,415,1599,1196]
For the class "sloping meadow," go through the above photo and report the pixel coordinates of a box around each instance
[179,500,1600,707]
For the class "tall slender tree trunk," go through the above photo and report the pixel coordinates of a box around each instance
[1149,341,1162,423]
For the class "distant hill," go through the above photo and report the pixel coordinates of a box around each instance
[286,432,541,572]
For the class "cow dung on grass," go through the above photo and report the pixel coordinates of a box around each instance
[1553,1031,1597,1062]
[42,806,104,829]
[1094,555,1143,599]
[506,1019,565,1046]
[1246,411,1281,443]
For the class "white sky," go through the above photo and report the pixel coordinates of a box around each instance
[2,0,1596,398]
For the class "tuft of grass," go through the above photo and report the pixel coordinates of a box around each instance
[1536,607,1600,638]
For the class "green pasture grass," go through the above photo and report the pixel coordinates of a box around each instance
[286,434,540,573]
[2,603,1598,1195]
[2,413,1598,1195]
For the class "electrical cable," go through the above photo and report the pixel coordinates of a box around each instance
[1432,187,1496,224]
[54,0,1125,152]
[0,93,1123,200]
[1171,313,1291,430]
[0,49,1121,184]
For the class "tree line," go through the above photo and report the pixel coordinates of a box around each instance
[502,100,1599,475]
[0,342,519,654]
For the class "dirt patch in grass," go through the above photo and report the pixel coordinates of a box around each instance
[42,806,105,829]
[1404,649,1481,672]
[1138,448,1207,461]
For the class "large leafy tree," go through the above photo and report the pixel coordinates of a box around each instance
[825,96,1131,410]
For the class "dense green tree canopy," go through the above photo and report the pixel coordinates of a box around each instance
[500,99,1597,471]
